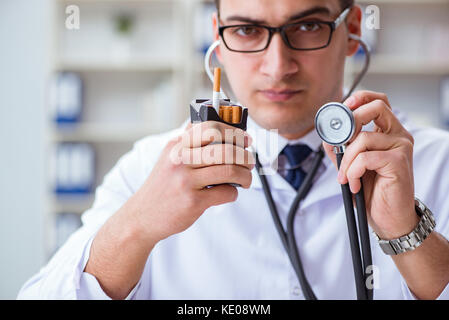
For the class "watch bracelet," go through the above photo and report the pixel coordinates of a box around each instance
[374,198,436,256]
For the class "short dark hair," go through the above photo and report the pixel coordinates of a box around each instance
[214,0,355,14]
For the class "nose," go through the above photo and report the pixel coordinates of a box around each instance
[259,33,299,82]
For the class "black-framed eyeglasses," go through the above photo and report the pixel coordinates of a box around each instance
[218,7,351,53]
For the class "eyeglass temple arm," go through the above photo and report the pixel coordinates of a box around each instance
[334,7,351,29]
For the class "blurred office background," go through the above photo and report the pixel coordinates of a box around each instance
[0,0,448,299]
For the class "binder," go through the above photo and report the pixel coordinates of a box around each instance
[54,143,95,195]
[50,72,83,125]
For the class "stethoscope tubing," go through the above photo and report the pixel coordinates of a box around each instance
[255,148,324,300]
[354,180,374,300]
[336,153,368,300]
[256,148,373,300]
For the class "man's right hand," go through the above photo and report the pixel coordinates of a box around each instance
[84,121,254,299]
[131,121,254,243]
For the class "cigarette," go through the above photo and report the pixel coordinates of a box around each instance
[212,67,221,113]
[231,106,242,124]
[220,106,232,123]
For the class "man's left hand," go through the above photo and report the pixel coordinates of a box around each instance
[323,90,419,240]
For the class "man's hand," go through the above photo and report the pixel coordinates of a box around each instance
[322,90,418,240]
[132,120,255,242]
[85,120,254,299]
[322,90,449,300]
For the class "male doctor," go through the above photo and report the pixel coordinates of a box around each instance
[19,0,449,300]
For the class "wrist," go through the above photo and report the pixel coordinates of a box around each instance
[376,211,420,241]
[85,198,158,299]
[117,193,163,247]
[375,198,436,256]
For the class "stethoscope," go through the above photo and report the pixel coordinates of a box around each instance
[204,34,373,300]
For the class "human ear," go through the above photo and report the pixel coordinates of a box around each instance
[346,6,362,57]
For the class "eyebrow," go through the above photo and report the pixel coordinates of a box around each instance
[224,6,332,25]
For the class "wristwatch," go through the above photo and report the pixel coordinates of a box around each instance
[375,198,436,256]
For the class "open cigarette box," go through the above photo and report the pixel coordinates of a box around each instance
[189,99,249,131]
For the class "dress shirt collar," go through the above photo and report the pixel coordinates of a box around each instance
[245,114,341,208]
[246,114,330,172]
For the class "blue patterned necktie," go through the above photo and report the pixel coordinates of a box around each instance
[281,144,313,190]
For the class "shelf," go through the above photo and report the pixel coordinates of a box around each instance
[55,59,180,73]
[350,55,449,75]
[58,0,179,3]
[51,193,95,215]
[50,123,158,143]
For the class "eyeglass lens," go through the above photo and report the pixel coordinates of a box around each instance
[222,22,332,52]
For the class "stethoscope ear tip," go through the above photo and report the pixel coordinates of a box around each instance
[348,33,361,41]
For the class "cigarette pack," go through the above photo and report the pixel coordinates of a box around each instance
[189,99,248,131]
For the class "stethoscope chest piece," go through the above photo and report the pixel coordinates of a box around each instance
[315,102,355,147]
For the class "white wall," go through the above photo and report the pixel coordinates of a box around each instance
[0,0,50,299]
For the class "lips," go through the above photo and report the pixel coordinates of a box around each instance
[259,89,303,102]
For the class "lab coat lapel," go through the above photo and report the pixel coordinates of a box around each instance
[299,155,342,210]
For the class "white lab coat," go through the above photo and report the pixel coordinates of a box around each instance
[18,110,449,299]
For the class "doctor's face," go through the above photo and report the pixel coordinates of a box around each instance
[213,0,361,139]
